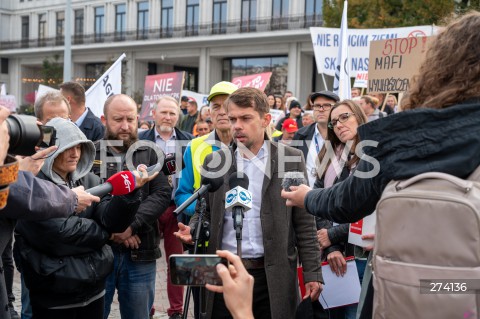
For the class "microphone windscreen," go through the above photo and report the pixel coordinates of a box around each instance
[228,172,249,190]
[282,171,307,191]
[107,171,136,195]
[201,175,224,192]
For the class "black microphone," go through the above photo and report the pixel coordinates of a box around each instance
[281,171,307,191]
[144,153,183,176]
[173,175,223,215]
[225,173,252,245]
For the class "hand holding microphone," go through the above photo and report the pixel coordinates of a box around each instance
[281,171,310,208]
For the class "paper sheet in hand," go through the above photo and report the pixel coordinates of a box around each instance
[348,211,376,248]
[319,257,361,309]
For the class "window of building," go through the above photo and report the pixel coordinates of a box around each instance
[305,0,322,27]
[74,9,84,43]
[21,16,29,45]
[85,63,106,90]
[161,0,174,37]
[94,6,105,42]
[115,3,126,40]
[223,56,288,94]
[185,0,199,36]
[1,58,9,75]
[137,1,149,39]
[38,13,47,46]
[56,11,65,44]
[241,0,257,32]
[272,0,289,29]
[212,0,227,34]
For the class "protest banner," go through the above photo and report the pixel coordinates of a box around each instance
[368,36,432,93]
[86,53,126,118]
[353,72,368,88]
[140,71,184,121]
[232,72,272,91]
[310,26,437,77]
[0,95,17,112]
[182,90,208,110]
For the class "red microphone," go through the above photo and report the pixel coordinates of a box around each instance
[86,171,136,197]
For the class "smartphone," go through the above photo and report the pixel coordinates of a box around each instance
[169,254,228,286]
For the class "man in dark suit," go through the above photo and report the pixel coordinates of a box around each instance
[292,91,339,187]
[176,87,323,319]
[138,96,193,319]
[60,81,105,141]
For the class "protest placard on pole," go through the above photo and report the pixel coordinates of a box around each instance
[139,71,185,121]
[86,53,126,118]
[353,72,368,88]
[0,95,17,112]
[182,90,208,110]
[368,36,432,93]
[232,72,272,91]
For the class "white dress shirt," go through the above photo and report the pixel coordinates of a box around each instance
[221,142,268,258]
[306,124,324,187]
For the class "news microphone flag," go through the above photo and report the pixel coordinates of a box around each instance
[86,170,136,197]
[333,0,351,100]
[86,53,126,118]
[225,177,252,212]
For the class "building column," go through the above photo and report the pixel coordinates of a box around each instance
[198,47,208,94]
[287,42,299,96]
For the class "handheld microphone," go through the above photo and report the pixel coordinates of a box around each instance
[173,175,224,215]
[281,171,307,191]
[225,173,252,246]
[86,171,136,197]
[144,153,182,176]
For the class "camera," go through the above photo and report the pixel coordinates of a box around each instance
[169,254,228,286]
[6,114,56,156]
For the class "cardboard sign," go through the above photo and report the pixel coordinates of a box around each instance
[0,95,17,112]
[140,71,185,121]
[353,72,368,88]
[269,109,285,126]
[182,90,208,110]
[368,36,432,93]
[232,72,272,91]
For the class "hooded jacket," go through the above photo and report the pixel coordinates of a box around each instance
[304,99,480,223]
[15,118,142,309]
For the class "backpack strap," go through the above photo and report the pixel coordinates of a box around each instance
[467,165,480,181]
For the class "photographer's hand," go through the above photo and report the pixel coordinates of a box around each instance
[281,184,311,208]
[71,186,100,213]
[206,250,254,319]
[0,106,10,166]
[17,145,58,175]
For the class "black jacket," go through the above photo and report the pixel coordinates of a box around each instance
[79,108,105,142]
[275,113,303,131]
[292,123,316,161]
[304,99,480,223]
[15,172,141,308]
[92,141,172,261]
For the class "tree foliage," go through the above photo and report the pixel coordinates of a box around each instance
[323,0,460,28]
[41,54,63,88]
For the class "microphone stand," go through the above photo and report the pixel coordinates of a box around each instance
[233,207,244,258]
[182,197,209,319]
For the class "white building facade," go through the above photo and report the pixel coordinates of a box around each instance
[0,0,329,107]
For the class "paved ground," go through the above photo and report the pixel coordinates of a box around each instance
[12,239,195,319]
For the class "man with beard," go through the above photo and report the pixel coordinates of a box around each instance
[138,96,193,319]
[91,94,172,319]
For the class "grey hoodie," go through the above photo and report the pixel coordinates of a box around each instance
[41,117,96,185]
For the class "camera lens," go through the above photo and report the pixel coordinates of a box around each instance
[6,114,42,156]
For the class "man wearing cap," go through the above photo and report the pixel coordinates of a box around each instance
[292,91,339,187]
[273,118,298,145]
[179,97,199,134]
[174,81,237,318]
[275,99,303,132]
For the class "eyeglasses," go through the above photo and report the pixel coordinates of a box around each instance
[312,103,334,111]
[328,112,355,129]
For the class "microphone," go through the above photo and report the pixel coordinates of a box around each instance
[144,153,182,176]
[225,173,252,245]
[86,171,136,197]
[173,175,223,215]
[281,171,307,191]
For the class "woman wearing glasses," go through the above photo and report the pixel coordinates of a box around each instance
[314,100,368,319]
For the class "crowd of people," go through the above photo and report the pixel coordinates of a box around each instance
[0,10,479,319]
